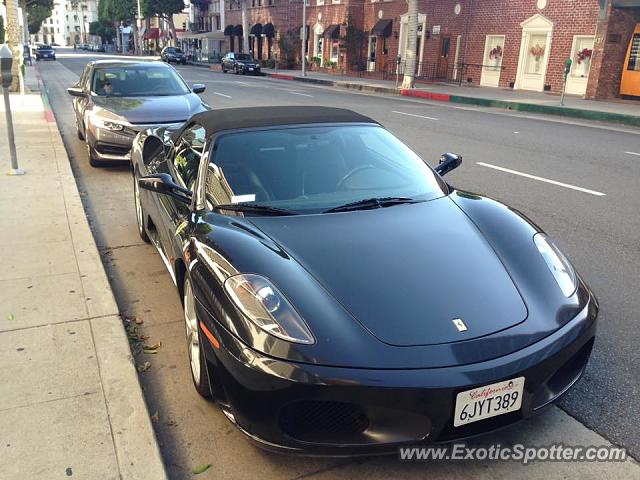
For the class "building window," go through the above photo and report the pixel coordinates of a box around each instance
[268,0,273,4]
[317,0,324,5]
[330,40,338,60]
[332,0,340,3]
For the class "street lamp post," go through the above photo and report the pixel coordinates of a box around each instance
[301,0,307,76]
[1,44,25,176]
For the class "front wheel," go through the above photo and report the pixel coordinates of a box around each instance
[184,275,212,398]
[87,142,101,168]
[133,173,150,243]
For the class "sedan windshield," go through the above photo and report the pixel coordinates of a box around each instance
[235,54,253,61]
[205,125,446,215]
[91,65,190,97]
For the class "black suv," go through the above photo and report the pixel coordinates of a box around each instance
[221,52,261,75]
[161,47,187,64]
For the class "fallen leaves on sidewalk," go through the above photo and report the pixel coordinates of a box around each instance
[143,342,162,354]
[192,464,212,475]
[6,313,15,321]
[137,361,151,373]
[151,411,160,423]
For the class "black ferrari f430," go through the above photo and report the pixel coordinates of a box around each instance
[131,107,597,455]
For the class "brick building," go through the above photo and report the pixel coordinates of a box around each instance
[221,0,640,99]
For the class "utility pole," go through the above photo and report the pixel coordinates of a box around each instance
[136,0,143,55]
[301,0,307,76]
[401,0,418,89]
[241,0,249,54]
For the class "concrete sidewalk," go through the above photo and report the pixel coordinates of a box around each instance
[263,68,640,127]
[0,70,167,479]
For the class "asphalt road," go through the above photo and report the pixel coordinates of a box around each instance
[39,51,640,478]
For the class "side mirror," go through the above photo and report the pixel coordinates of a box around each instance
[192,83,206,94]
[435,152,462,176]
[67,86,86,97]
[138,173,192,205]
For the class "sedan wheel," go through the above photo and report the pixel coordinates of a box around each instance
[86,142,100,168]
[133,175,150,243]
[184,276,212,398]
[76,120,85,140]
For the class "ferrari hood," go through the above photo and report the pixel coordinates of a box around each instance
[249,198,528,347]
[92,94,202,124]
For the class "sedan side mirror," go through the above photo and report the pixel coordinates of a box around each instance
[192,83,206,94]
[138,173,192,205]
[435,152,462,176]
[67,86,86,97]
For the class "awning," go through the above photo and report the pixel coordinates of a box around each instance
[232,24,243,36]
[263,23,275,38]
[250,23,263,36]
[144,27,160,40]
[224,25,234,36]
[371,19,392,37]
[324,24,340,39]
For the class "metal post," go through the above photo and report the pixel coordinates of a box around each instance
[137,0,143,56]
[3,86,24,175]
[560,58,572,107]
[301,0,307,77]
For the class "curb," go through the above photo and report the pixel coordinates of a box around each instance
[263,71,640,127]
[36,66,169,480]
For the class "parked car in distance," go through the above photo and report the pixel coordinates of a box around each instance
[131,106,598,455]
[221,52,261,75]
[161,46,187,64]
[35,45,56,61]
[66,60,209,167]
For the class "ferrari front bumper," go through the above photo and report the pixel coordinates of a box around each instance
[200,295,597,456]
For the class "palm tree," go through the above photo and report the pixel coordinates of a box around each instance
[5,0,23,91]
[401,0,418,89]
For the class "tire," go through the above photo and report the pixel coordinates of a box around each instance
[86,142,101,168]
[76,120,85,140]
[222,68,227,73]
[183,275,212,399]
[133,173,151,243]
[234,66,240,75]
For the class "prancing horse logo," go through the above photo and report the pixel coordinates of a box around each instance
[452,318,468,332]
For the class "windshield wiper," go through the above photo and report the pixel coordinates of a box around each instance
[324,197,422,213]
[213,203,299,216]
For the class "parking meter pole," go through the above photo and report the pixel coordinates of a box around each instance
[3,86,24,175]
[561,58,572,107]
[1,44,24,175]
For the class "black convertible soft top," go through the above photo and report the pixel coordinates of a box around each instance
[189,106,377,136]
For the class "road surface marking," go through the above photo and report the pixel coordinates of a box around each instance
[392,110,439,121]
[289,91,314,97]
[476,162,606,197]
[235,81,250,86]
[625,151,640,156]
[213,92,232,98]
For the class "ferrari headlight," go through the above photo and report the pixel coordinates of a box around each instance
[224,274,315,344]
[534,233,577,297]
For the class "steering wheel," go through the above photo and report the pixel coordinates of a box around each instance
[336,165,377,191]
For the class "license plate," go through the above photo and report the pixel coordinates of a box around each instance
[248,67,254,71]
[454,377,524,427]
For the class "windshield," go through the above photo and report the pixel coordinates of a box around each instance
[167,48,183,53]
[204,125,446,215]
[38,45,53,50]
[235,54,253,61]
[91,65,190,97]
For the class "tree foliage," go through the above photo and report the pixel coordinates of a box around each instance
[26,0,55,35]
[89,20,116,42]
[98,0,137,23]
[143,0,184,18]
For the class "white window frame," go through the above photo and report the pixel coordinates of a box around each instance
[317,0,324,5]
